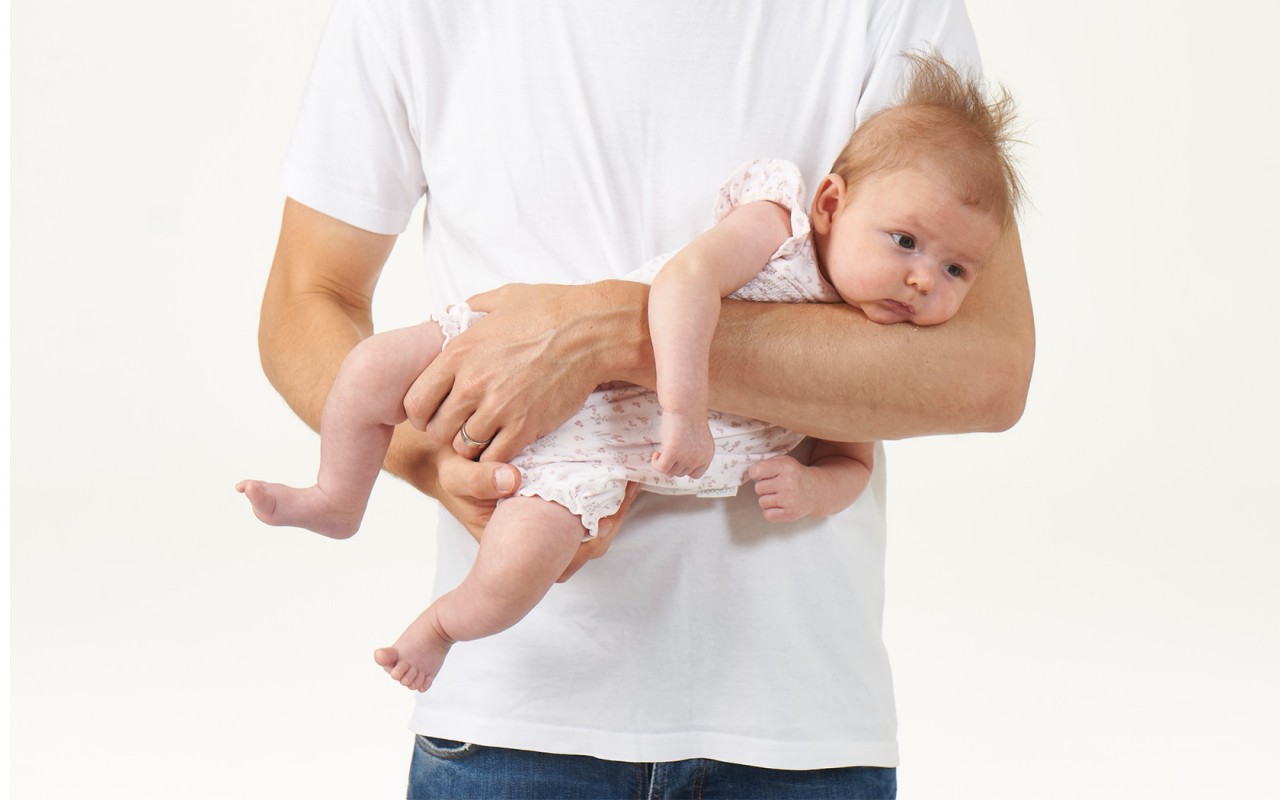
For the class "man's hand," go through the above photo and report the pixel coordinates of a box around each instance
[391,281,648,553]
[402,281,649,464]
[424,448,523,537]
[557,481,642,582]
[422,444,641,575]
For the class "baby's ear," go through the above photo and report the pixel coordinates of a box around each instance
[810,174,847,235]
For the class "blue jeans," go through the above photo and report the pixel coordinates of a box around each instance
[408,736,896,799]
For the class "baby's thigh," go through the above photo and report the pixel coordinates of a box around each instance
[510,454,634,539]
[340,320,445,393]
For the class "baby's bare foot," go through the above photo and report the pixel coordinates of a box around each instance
[374,608,454,693]
[235,480,361,539]
[236,480,278,520]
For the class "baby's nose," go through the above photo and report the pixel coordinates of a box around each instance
[908,269,933,294]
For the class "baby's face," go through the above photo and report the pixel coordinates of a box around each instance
[814,167,1002,326]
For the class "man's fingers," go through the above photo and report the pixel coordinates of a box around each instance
[557,537,604,583]
[453,420,499,458]
[465,283,526,313]
[417,325,510,449]
[403,364,454,432]
[438,456,521,501]
[613,481,643,524]
[557,482,640,583]
[452,429,480,458]
[477,422,535,464]
[422,391,480,449]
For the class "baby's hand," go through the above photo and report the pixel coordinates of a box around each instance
[748,455,818,522]
[652,411,714,478]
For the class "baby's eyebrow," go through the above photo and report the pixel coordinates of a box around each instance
[892,213,929,233]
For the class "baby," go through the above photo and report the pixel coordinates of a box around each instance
[238,52,1022,692]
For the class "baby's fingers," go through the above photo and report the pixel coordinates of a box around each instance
[651,450,679,476]
[652,449,701,478]
[756,490,801,523]
[748,456,791,482]
[753,474,779,496]
[762,505,803,523]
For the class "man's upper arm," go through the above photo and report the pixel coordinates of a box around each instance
[257,199,399,426]
[264,199,398,323]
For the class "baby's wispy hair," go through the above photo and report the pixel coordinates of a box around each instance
[830,51,1024,227]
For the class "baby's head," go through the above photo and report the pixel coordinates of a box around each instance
[811,52,1023,326]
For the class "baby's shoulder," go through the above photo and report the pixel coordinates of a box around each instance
[714,159,807,221]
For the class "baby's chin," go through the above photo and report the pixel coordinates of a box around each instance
[857,301,913,326]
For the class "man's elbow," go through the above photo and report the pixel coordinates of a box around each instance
[256,305,287,388]
[971,345,1034,433]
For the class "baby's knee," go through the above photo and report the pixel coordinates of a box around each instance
[339,335,415,396]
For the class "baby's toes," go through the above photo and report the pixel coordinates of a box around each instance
[399,666,419,688]
[373,647,398,669]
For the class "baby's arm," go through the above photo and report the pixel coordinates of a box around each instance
[748,440,874,522]
[648,200,793,477]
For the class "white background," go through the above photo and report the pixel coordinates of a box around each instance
[10,1,1280,797]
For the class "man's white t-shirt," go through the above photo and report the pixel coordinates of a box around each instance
[281,0,981,770]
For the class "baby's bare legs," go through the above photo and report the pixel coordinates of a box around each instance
[237,321,445,538]
[374,496,585,692]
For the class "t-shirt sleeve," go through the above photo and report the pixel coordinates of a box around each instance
[712,159,813,262]
[277,0,426,234]
[855,0,983,127]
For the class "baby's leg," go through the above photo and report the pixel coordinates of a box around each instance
[374,496,585,691]
[237,320,445,538]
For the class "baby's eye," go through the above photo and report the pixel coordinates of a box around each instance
[946,264,967,278]
[890,232,916,250]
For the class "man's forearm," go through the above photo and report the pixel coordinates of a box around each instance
[610,224,1034,443]
[706,222,1033,441]
[706,300,1031,441]
[258,279,369,431]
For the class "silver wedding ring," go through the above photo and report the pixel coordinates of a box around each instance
[459,422,493,449]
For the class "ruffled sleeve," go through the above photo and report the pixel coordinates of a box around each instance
[712,159,812,262]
